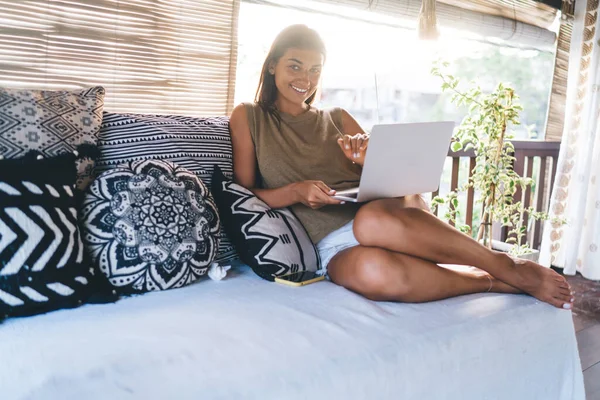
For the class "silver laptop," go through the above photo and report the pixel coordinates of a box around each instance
[333,121,455,203]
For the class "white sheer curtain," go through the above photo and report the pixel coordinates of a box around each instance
[539,0,600,280]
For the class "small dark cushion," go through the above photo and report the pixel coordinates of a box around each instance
[0,151,95,318]
[81,159,220,294]
[211,166,320,281]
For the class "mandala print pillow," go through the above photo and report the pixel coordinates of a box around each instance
[96,112,237,263]
[0,151,95,318]
[81,160,220,294]
[211,166,320,281]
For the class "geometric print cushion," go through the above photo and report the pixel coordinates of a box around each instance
[81,159,221,294]
[0,86,105,159]
[211,166,321,282]
[0,151,94,319]
[96,112,237,264]
[73,143,101,192]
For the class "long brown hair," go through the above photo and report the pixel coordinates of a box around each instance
[255,25,327,119]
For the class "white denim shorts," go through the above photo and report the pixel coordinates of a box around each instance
[316,219,360,274]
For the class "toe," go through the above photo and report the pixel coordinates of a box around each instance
[556,293,572,303]
[559,288,571,297]
[553,294,573,309]
[550,298,572,309]
[558,281,570,290]
[555,275,568,283]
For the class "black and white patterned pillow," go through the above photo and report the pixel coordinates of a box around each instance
[73,143,101,192]
[0,151,95,318]
[211,167,320,281]
[96,112,236,263]
[81,160,221,294]
[0,86,105,159]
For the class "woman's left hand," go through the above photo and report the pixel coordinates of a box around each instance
[337,133,369,167]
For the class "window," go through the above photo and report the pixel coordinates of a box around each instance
[235,1,556,139]
[0,0,240,116]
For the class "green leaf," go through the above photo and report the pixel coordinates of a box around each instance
[459,225,471,234]
[451,142,463,152]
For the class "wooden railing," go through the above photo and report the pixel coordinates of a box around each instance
[432,140,561,250]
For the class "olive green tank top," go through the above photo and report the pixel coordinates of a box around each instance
[243,102,362,243]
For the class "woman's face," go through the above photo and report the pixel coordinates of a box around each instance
[270,48,324,109]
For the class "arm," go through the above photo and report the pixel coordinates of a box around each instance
[229,104,341,209]
[340,109,366,136]
[229,104,298,208]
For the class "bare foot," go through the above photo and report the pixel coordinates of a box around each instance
[494,253,574,309]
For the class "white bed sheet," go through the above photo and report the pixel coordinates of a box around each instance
[0,263,585,400]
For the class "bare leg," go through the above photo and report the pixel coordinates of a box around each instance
[352,199,573,309]
[327,246,520,302]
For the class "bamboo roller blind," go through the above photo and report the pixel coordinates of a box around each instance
[0,0,240,116]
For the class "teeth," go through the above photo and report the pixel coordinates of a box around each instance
[291,85,308,93]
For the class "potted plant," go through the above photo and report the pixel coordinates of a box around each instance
[429,61,562,260]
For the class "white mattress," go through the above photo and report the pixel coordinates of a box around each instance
[0,263,585,400]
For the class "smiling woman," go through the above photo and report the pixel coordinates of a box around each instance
[225,23,574,311]
[255,25,326,120]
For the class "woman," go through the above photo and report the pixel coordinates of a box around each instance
[229,24,574,309]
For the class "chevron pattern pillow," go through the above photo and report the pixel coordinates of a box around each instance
[82,159,221,294]
[211,166,320,281]
[96,112,237,264]
[0,151,95,318]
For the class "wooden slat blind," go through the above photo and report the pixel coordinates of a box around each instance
[438,0,558,30]
[256,0,558,50]
[545,20,572,140]
[0,0,240,116]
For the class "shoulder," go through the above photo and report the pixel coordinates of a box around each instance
[321,107,352,123]
[230,102,260,127]
[324,107,365,135]
[231,102,255,119]
[229,103,253,136]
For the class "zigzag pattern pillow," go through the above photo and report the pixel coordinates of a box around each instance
[0,86,105,159]
[96,112,236,263]
[211,167,320,281]
[0,151,94,318]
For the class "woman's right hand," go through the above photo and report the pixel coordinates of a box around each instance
[292,181,344,209]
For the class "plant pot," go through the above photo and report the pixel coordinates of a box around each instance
[489,239,540,262]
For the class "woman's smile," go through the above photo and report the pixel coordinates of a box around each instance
[290,84,309,95]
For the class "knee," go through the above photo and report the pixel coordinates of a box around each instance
[353,204,386,245]
[353,202,425,246]
[350,250,412,301]
[404,194,430,211]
